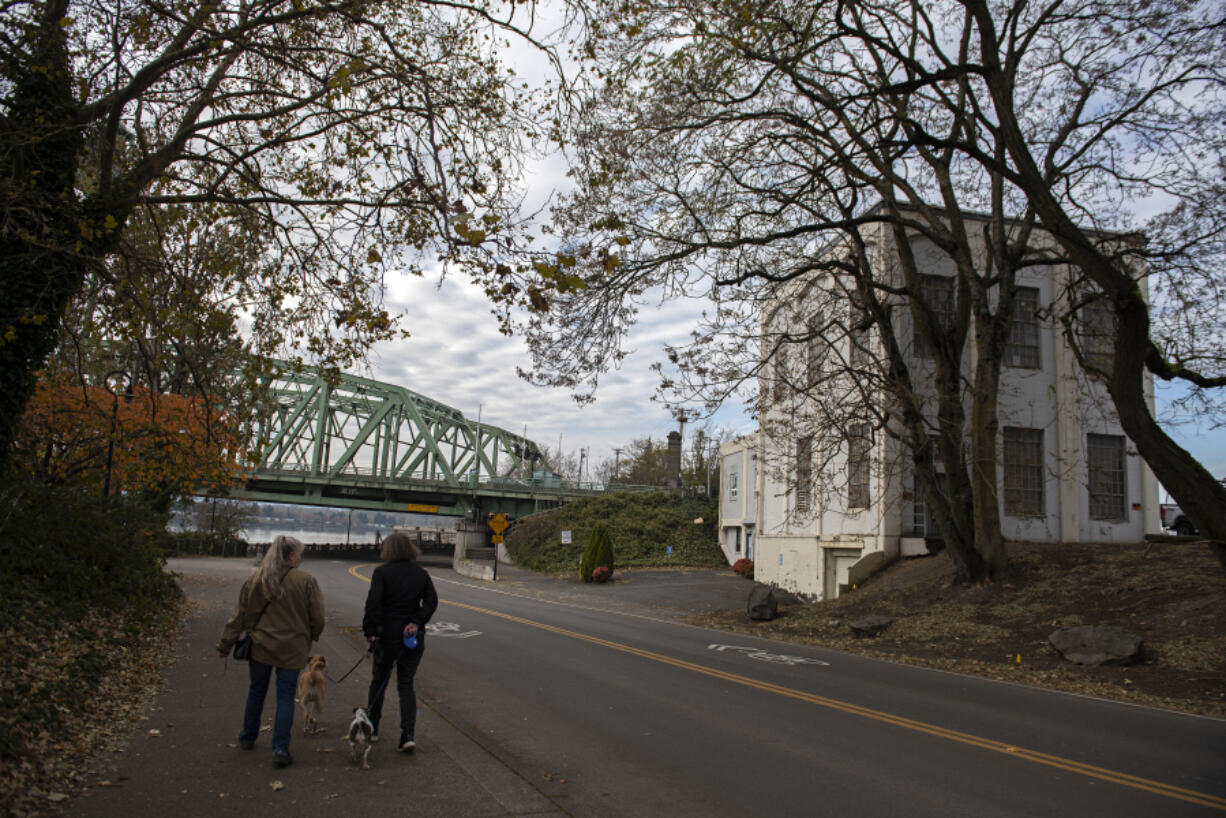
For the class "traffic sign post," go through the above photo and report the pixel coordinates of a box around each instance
[487,513,509,581]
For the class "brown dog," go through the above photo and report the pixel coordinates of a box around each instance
[297,654,328,734]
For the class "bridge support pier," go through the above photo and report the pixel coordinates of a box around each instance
[453,520,496,581]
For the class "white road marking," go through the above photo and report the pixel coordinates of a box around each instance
[427,621,482,638]
[708,644,830,666]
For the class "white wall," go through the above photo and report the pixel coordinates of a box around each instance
[717,435,759,565]
[752,221,1159,600]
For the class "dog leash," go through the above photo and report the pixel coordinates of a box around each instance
[367,643,405,706]
[329,649,369,685]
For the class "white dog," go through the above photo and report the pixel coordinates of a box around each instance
[347,706,375,769]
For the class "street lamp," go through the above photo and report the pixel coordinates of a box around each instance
[102,369,132,498]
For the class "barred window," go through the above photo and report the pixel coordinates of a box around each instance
[773,345,790,402]
[1003,427,1044,516]
[1079,295,1116,373]
[848,423,872,509]
[913,274,954,359]
[1005,286,1041,369]
[1087,434,1127,520]
[806,315,825,387]
[796,435,812,513]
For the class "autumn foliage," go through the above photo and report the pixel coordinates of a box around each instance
[15,377,241,501]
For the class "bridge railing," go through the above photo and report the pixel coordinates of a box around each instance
[244,465,665,498]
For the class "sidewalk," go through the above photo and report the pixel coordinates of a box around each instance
[51,566,565,818]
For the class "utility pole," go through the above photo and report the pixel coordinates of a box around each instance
[612,448,622,484]
[676,410,689,491]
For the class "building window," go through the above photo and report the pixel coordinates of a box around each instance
[728,471,739,501]
[913,274,954,359]
[1005,286,1041,369]
[1079,293,1116,373]
[848,423,871,509]
[796,435,812,513]
[806,314,825,387]
[910,471,947,537]
[773,345,790,402]
[1003,427,1044,516]
[1088,434,1127,520]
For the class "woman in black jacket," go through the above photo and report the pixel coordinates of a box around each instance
[363,532,439,752]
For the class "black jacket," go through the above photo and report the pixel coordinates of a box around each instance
[362,560,439,645]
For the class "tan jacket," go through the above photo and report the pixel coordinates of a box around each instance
[217,568,325,669]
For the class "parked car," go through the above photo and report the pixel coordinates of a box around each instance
[1160,503,1198,536]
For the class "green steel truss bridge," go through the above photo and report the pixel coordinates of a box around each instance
[231,364,595,519]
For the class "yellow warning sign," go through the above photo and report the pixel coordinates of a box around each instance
[406,503,438,513]
[491,533,504,545]
[488,513,509,534]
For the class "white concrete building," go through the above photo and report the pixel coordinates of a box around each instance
[736,218,1160,600]
[716,434,759,565]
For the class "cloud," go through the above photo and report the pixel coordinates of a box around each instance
[367,269,752,468]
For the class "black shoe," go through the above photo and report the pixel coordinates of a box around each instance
[272,750,293,768]
[238,739,255,750]
[398,735,415,753]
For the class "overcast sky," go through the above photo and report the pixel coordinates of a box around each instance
[364,265,756,474]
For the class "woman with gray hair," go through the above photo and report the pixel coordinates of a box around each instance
[363,532,438,752]
[217,535,325,768]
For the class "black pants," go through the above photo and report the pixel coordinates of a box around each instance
[368,640,424,739]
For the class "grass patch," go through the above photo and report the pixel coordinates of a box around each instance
[506,491,724,574]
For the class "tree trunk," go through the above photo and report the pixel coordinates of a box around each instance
[1105,297,1226,570]
[0,5,85,464]
[978,38,1226,572]
[969,352,1008,579]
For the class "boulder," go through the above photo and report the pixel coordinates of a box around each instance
[1049,624,1144,666]
[747,584,778,621]
[849,615,893,638]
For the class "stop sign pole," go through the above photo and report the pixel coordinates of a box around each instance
[488,513,509,581]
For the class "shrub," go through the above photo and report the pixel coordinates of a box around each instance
[580,521,614,582]
[592,566,611,583]
[0,478,178,619]
[732,558,754,580]
[0,474,183,768]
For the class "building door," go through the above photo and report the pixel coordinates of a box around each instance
[823,547,863,600]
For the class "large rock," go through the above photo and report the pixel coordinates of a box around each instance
[747,584,778,621]
[1049,624,1144,666]
[849,615,893,638]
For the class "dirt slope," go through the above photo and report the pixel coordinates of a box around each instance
[693,539,1226,718]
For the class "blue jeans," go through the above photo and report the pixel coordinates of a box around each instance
[239,659,300,753]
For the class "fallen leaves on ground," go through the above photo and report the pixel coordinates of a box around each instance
[0,597,184,817]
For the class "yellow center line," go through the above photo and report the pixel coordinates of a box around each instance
[348,564,1225,810]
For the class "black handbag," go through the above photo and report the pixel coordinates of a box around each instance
[232,597,273,661]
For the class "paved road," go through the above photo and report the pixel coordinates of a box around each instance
[54,556,1226,817]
